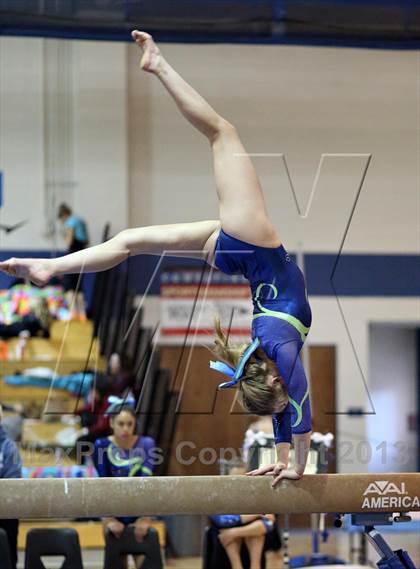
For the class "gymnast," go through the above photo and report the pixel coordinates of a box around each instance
[0,30,312,483]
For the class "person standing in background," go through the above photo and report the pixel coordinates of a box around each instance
[0,404,22,569]
[57,203,89,292]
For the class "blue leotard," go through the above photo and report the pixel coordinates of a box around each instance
[93,435,155,524]
[214,229,312,444]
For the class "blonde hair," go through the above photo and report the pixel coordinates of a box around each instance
[212,319,288,415]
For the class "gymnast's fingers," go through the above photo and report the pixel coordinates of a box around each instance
[273,469,302,485]
[246,464,276,476]
[271,472,284,487]
[272,463,285,476]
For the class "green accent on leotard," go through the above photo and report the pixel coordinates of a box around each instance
[252,283,310,342]
[129,463,152,477]
[288,387,310,428]
[107,443,150,476]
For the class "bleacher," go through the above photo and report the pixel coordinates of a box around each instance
[0,260,176,565]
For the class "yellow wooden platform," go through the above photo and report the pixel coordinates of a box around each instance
[0,320,106,415]
[0,380,75,414]
[22,420,80,448]
[18,520,166,549]
[1,320,105,373]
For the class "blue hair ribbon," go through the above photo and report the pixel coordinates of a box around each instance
[106,395,136,415]
[209,337,260,390]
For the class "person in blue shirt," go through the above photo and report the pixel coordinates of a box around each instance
[58,203,89,291]
[93,399,163,569]
[0,404,22,569]
[58,203,89,252]
[0,30,312,482]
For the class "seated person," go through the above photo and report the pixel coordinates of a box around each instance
[92,398,163,569]
[75,373,112,464]
[0,404,22,569]
[0,403,23,442]
[0,293,51,339]
[108,352,135,397]
[210,514,275,569]
[212,417,284,569]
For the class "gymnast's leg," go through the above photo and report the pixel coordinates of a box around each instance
[0,32,277,285]
[244,535,265,569]
[0,220,220,286]
[219,536,244,569]
[131,30,280,248]
[218,519,268,569]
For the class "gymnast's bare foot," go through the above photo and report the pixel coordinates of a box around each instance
[0,258,53,287]
[131,30,164,74]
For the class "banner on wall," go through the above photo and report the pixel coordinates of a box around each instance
[159,269,253,345]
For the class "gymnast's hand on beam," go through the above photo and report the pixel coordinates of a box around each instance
[270,468,302,486]
[246,462,302,486]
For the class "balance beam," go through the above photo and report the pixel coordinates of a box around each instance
[0,473,418,519]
